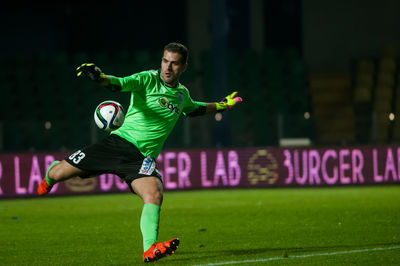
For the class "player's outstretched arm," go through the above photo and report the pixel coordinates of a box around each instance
[207,91,243,114]
[76,63,123,92]
[187,91,243,117]
[76,63,110,85]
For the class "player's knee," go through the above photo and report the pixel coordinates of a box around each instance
[48,163,72,181]
[144,190,163,206]
[48,164,63,181]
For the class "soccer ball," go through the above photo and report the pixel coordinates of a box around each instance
[94,100,125,131]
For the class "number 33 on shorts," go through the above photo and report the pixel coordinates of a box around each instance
[69,150,86,164]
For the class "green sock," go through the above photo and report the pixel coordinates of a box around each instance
[46,160,60,185]
[140,204,161,251]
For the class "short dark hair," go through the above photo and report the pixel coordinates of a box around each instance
[163,42,188,64]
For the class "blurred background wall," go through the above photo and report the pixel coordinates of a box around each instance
[303,0,400,73]
[0,0,399,152]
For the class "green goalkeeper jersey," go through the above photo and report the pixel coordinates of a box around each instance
[108,70,205,159]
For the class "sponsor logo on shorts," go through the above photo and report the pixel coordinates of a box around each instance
[139,156,156,175]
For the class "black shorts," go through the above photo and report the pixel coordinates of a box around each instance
[65,134,162,191]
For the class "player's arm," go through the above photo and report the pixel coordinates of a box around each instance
[76,63,121,91]
[186,91,243,117]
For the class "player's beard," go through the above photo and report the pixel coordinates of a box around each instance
[162,71,179,87]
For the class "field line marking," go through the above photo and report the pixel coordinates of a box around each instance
[194,245,400,266]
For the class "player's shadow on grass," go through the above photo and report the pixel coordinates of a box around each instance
[164,241,400,263]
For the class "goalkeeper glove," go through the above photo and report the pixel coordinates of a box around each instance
[76,63,106,82]
[216,91,243,112]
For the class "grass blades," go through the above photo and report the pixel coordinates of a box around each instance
[0,186,399,265]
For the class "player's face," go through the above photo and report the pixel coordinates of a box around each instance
[160,50,187,87]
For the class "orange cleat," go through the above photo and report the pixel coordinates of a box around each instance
[37,177,54,195]
[143,238,179,263]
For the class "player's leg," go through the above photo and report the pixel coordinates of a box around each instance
[38,136,120,196]
[37,160,87,195]
[131,176,163,251]
[131,176,164,205]
[49,160,87,182]
[130,177,179,262]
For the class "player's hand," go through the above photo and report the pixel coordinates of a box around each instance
[216,91,243,112]
[76,63,106,82]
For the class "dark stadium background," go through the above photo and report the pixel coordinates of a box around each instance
[1,2,400,265]
[1,0,400,152]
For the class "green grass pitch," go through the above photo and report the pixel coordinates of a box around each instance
[1,186,399,265]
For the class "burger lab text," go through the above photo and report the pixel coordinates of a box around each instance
[0,146,398,197]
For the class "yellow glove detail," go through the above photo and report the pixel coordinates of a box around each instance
[216,91,243,112]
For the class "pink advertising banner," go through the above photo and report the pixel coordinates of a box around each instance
[0,146,399,198]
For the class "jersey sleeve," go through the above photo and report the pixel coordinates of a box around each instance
[182,91,207,116]
[107,72,146,92]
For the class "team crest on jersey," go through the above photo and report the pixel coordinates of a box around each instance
[158,97,180,114]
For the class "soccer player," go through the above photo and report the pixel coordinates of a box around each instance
[37,42,242,263]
